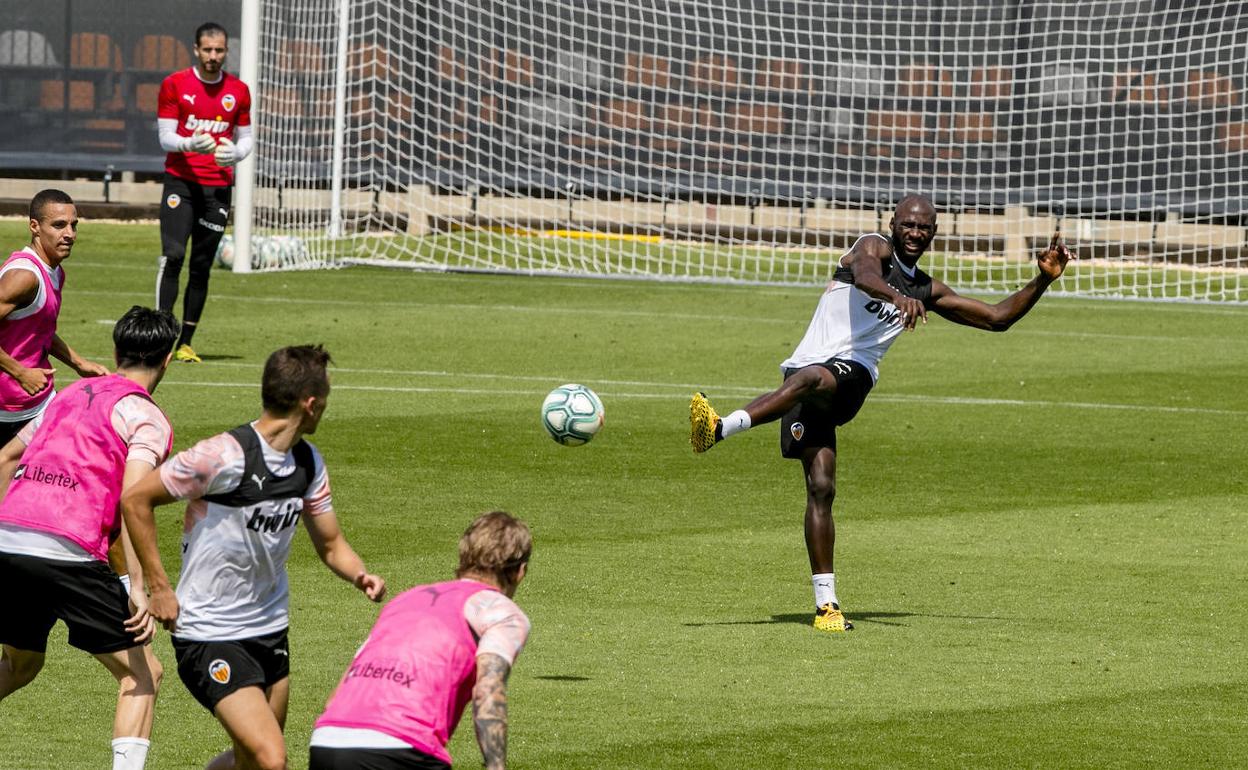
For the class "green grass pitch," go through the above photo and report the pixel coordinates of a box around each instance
[0,219,1246,768]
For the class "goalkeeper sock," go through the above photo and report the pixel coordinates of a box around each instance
[178,322,197,347]
[812,573,838,608]
[720,410,751,438]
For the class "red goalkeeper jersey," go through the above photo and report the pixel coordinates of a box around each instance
[158,67,251,187]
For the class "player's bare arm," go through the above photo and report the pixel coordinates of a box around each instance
[119,469,182,631]
[844,236,927,330]
[303,511,386,601]
[930,232,1074,332]
[118,459,161,644]
[0,269,53,393]
[472,652,511,770]
[0,434,26,498]
[48,333,109,377]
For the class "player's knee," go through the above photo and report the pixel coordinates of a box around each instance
[806,474,836,505]
[187,266,212,289]
[158,252,187,270]
[4,652,44,689]
[789,367,832,398]
[249,742,287,770]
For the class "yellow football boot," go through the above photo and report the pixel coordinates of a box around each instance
[689,392,720,453]
[814,603,853,632]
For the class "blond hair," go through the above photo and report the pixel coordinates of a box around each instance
[456,511,532,583]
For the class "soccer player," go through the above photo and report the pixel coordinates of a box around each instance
[155,21,253,363]
[121,344,386,770]
[310,511,532,770]
[0,305,181,770]
[0,189,109,444]
[689,195,1073,633]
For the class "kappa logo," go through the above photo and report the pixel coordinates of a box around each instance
[208,659,231,684]
[222,94,236,112]
[166,194,181,209]
[790,422,805,441]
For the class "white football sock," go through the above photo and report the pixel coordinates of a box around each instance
[720,409,751,438]
[812,573,838,608]
[112,737,150,770]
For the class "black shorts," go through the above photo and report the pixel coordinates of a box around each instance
[160,173,232,260]
[0,551,140,654]
[0,416,32,447]
[171,628,290,712]
[309,746,450,770]
[779,358,874,459]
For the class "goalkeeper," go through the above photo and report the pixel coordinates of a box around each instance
[154,21,252,364]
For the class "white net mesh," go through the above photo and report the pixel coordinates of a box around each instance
[251,0,1248,301]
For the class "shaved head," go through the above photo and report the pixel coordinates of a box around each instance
[894,195,936,220]
[889,194,938,263]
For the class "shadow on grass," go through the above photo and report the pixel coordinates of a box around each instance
[685,610,1015,628]
[197,353,245,362]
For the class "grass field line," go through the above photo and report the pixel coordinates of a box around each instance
[68,258,1248,315]
[156,376,1246,417]
[75,288,1245,344]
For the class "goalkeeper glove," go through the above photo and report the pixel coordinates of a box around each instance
[181,128,217,154]
[214,137,237,167]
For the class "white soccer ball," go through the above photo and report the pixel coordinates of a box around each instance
[260,236,283,269]
[541,384,604,446]
[214,234,309,270]
[215,234,235,268]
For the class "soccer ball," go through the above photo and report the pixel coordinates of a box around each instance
[215,234,236,268]
[541,384,604,446]
[215,235,309,270]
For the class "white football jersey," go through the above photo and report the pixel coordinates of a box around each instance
[160,424,332,641]
[780,233,933,382]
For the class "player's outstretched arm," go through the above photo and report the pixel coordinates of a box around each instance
[930,231,1074,332]
[119,469,181,631]
[49,333,109,377]
[303,511,386,601]
[472,652,511,770]
[845,235,927,330]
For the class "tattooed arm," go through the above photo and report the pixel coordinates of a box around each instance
[473,652,511,770]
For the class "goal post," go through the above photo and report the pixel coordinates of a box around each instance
[241,0,1247,302]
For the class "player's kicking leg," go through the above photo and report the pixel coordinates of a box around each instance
[802,446,852,632]
[690,366,838,453]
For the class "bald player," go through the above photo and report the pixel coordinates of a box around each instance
[689,195,1073,632]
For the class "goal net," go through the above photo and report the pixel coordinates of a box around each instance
[247,0,1248,302]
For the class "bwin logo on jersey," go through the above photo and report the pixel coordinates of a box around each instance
[790,422,805,441]
[862,299,903,326]
[183,114,230,133]
[244,500,303,534]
